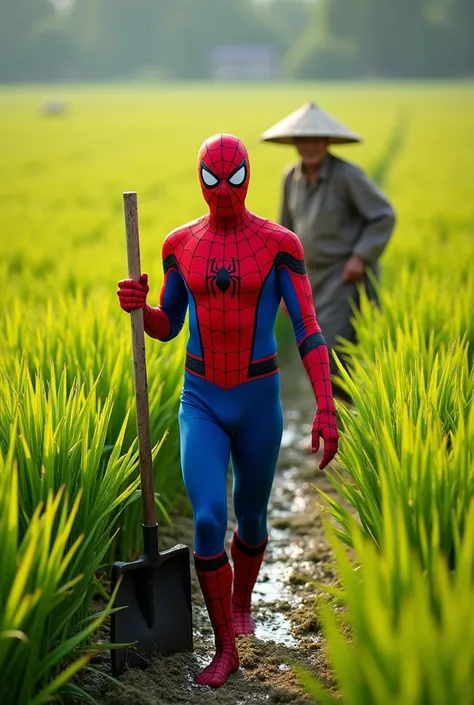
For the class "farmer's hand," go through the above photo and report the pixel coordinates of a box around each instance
[311,409,339,470]
[342,255,365,283]
[117,272,150,312]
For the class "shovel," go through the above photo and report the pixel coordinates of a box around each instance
[110,191,193,678]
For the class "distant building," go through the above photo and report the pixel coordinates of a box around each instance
[210,44,278,80]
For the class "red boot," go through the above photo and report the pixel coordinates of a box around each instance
[230,531,267,636]
[194,551,239,688]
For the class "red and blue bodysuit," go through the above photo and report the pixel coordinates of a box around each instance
[117,134,339,688]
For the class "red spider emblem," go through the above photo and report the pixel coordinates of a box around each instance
[206,257,240,297]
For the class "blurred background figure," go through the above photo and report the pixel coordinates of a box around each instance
[261,102,396,418]
[40,99,68,117]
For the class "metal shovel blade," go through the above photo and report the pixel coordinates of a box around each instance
[110,527,193,677]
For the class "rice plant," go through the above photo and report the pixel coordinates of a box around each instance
[1,292,185,451]
[0,293,187,558]
[320,336,474,573]
[336,265,474,372]
[0,359,141,625]
[298,495,474,705]
[0,428,121,705]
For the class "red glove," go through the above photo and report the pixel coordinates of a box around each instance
[311,409,339,469]
[117,273,149,312]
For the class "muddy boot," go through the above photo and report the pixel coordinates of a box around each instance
[230,531,267,636]
[194,552,239,688]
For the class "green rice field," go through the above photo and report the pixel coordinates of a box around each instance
[1,82,473,704]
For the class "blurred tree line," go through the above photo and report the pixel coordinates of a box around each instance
[0,0,472,83]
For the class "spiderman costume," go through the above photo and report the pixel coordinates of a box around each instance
[117,134,339,688]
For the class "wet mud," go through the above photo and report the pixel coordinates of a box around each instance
[82,363,347,704]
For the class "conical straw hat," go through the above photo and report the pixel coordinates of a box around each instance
[260,101,362,145]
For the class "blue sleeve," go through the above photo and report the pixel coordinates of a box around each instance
[159,266,188,341]
[143,255,188,341]
[276,251,321,348]
[278,266,307,344]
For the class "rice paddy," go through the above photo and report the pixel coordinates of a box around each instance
[1,81,473,704]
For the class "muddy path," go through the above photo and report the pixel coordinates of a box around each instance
[82,360,345,705]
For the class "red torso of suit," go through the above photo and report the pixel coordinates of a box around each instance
[159,210,315,389]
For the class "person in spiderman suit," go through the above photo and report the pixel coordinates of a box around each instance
[117,134,339,689]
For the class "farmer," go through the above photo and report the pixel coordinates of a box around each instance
[261,102,396,408]
[117,134,339,688]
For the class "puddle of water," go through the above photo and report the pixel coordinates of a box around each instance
[309,634,321,644]
[254,568,291,603]
[281,543,304,560]
[282,465,299,481]
[194,650,212,669]
[280,426,300,448]
[290,493,306,513]
[280,400,312,451]
[239,446,320,647]
[269,527,290,542]
[270,507,289,519]
[254,610,298,647]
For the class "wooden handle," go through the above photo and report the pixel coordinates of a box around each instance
[123,191,156,527]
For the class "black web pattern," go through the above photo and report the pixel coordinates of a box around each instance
[299,331,326,358]
[168,213,303,386]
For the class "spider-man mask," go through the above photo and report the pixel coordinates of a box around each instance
[198,134,250,222]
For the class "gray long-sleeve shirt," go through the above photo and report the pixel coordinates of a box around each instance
[279,153,396,289]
